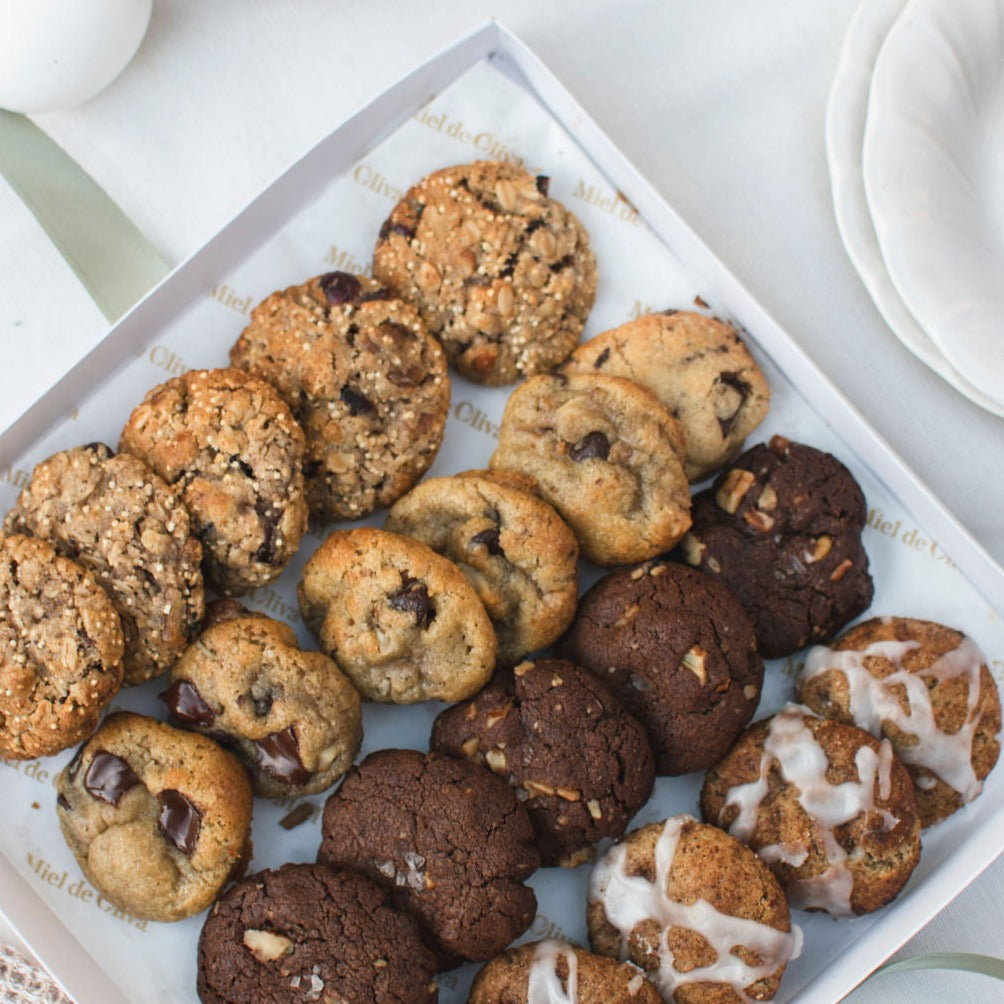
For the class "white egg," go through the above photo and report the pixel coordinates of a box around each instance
[0,0,153,114]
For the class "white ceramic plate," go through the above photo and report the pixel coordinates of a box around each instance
[826,0,1004,418]
[863,0,1004,410]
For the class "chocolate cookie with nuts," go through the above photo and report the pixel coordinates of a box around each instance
[676,435,874,658]
[372,160,597,385]
[431,658,655,867]
[561,560,763,775]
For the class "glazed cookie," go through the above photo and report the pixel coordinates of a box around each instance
[468,939,661,1004]
[372,160,597,385]
[119,367,308,595]
[797,617,1002,826]
[678,435,874,658]
[588,816,800,1004]
[0,535,124,760]
[297,528,496,703]
[317,748,539,964]
[4,443,204,685]
[384,474,579,665]
[700,705,921,917]
[56,712,253,923]
[161,605,362,798]
[565,310,771,481]
[197,863,438,1004]
[489,373,691,567]
[561,561,763,775]
[431,658,655,867]
[230,271,450,520]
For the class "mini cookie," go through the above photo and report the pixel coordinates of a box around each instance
[561,561,763,775]
[678,434,874,658]
[588,816,799,1003]
[56,711,253,923]
[431,658,655,867]
[119,367,308,595]
[564,310,770,481]
[489,373,691,567]
[384,475,579,666]
[161,605,362,798]
[372,160,597,385]
[0,535,124,760]
[317,748,539,964]
[230,271,450,520]
[468,939,661,1004]
[700,704,921,917]
[797,617,1002,826]
[197,863,438,1004]
[4,443,204,685]
[297,528,496,703]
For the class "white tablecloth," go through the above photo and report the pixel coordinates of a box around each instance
[1,2,1002,1001]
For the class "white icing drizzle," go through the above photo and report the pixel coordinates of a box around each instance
[721,704,898,917]
[800,635,988,802]
[589,815,801,1002]
[527,940,579,1004]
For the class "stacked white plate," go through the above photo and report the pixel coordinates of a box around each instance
[827,0,1004,417]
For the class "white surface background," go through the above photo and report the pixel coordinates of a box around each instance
[1,1,1002,1001]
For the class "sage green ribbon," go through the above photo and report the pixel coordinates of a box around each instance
[0,110,170,322]
[868,951,1004,983]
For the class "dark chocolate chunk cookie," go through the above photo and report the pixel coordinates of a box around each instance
[372,160,597,385]
[56,711,253,922]
[119,367,308,595]
[677,435,874,658]
[0,534,124,760]
[317,748,539,965]
[4,443,204,685]
[561,560,763,775]
[230,272,450,520]
[162,605,362,798]
[431,658,655,867]
[197,863,438,1004]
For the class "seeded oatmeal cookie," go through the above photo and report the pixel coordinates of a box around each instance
[372,160,597,385]
[230,271,450,520]
[119,367,308,595]
[4,442,204,685]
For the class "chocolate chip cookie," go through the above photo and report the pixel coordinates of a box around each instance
[197,863,438,1004]
[677,435,874,657]
[561,560,763,775]
[56,711,253,923]
[798,617,1002,826]
[162,604,362,798]
[317,748,539,965]
[564,310,771,481]
[4,443,204,685]
[384,474,578,666]
[119,368,308,595]
[230,271,450,520]
[432,658,655,867]
[297,528,496,703]
[0,534,124,760]
[372,161,597,385]
[489,373,691,567]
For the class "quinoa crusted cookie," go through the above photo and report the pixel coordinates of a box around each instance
[230,271,450,520]
[4,443,204,685]
[0,534,124,760]
[565,310,771,481]
[372,160,597,385]
[119,368,308,595]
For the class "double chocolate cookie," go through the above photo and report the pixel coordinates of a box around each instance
[678,435,874,658]
[119,367,308,595]
[431,658,655,866]
[373,160,597,385]
[4,443,204,685]
[230,271,450,520]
